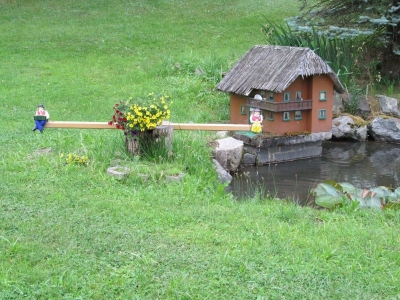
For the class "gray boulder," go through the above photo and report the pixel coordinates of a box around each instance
[368,117,400,143]
[356,97,372,119]
[242,153,256,165]
[212,159,232,184]
[342,93,371,118]
[376,95,400,117]
[331,116,368,141]
[333,91,344,116]
[212,137,243,172]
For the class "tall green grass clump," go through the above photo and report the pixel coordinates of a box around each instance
[261,20,372,87]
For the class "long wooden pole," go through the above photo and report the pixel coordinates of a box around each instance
[45,121,252,131]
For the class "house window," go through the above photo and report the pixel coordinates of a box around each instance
[267,111,274,121]
[295,91,302,101]
[283,92,291,102]
[240,105,247,115]
[318,109,327,120]
[319,91,327,101]
[294,110,302,120]
[268,92,274,102]
[259,90,266,99]
[283,111,290,121]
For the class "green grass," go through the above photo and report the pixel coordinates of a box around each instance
[1,0,400,299]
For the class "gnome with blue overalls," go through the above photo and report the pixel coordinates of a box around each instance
[33,104,50,133]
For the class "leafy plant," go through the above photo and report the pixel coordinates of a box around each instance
[63,153,90,166]
[312,180,400,210]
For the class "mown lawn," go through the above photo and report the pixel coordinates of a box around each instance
[1,0,399,299]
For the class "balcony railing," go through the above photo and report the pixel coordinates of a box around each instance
[246,98,312,112]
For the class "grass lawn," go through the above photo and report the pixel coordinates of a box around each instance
[1,0,400,299]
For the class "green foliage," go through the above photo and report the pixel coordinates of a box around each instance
[294,0,400,79]
[64,153,90,166]
[295,0,399,47]
[312,180,400,210]
[135,130,172,162]
[262,19,365,86]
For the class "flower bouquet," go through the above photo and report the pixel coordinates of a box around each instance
[109,93,171,132]
[109,93,173,156]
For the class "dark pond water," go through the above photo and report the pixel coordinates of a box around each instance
[229,141,400,204]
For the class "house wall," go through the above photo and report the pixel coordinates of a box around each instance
[308,75,334,133]
[264,111,310,135]
[229,75,334,134]
[263,77,310,135]
[230,94,251,124]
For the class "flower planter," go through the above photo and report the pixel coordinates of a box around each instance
[109,93,173,157]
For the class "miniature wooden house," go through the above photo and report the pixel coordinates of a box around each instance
[216,45,345,134]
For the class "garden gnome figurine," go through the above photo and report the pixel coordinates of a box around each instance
[33,104,50,133]
[250,108,263,133]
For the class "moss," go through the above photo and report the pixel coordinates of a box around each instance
[283,131,311,137]
[342,113,368,127]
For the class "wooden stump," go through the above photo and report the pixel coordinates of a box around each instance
[126,125,174,156]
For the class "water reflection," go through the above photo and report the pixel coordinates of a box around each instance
[230,141,400,204]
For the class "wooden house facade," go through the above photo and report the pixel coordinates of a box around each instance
[216,45,345,135]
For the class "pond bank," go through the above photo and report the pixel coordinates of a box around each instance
[234,131,332,165]
[229,141,400,204]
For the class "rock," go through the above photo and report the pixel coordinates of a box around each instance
[212,159,232,184]
[107,166,131,179]
[331,116,368,141]
[28,148,52,160]
[242,153,256,165]
[342,93,371,118]
[333,91,344,116]
[166,173,185,183]
[376,95,400,117]
[215,131,229,138]
[368,117,400,143]
[356,98,372,119]
[212,137,243,172]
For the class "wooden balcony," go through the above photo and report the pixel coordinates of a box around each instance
[246,98,312,112]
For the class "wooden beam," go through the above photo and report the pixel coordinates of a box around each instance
[45,121,252,131]
[45,121,111,129]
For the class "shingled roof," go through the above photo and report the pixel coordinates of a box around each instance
[216,45,346,95]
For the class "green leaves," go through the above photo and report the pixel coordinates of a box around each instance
[313,180,344,209]
[312,180,400,210]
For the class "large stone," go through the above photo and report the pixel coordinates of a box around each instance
[212,159,233,184]
[212,137,243,171]
[333,91,345,116]
[242,153,256,165]
[234,132,331,165]
[255,141,323,164]
[237,132,332,148]
[376,95,400,117]
[331,116,368,141]
[368,117,400,143]
[342,93,371,118]
[356,97,372,119]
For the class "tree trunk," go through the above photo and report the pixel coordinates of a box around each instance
[126,125,174,156]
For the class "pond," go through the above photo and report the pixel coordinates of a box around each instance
[229,141,400,205]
